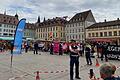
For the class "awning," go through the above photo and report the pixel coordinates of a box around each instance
[88,38,112,42]
[0,37,14,40]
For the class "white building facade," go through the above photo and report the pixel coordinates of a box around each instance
[0,13,19,38]
[0,24,16,37]
[65,10,96,43]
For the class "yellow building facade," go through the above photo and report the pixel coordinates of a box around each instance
[86,19,120,45]
[36,17,66,41]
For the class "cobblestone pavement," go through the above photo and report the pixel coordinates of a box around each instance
[0,51,120,80]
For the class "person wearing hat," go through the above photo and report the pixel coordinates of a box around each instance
[69,40,81,80]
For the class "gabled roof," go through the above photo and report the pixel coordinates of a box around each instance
[0,13,18,25]
[36,17,67,28]
[25,23,36,30]
[68,10,91,23]
[86,19,120,29]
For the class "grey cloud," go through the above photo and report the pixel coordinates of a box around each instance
[5,0,120,22]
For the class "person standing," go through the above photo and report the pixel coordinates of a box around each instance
[50,42,54,55]
[34,42,39,55]
[69,40,81,80]
[25,42,29,53]
[85,45,92,65]
[101,43,108,62]
[59,42,63,55]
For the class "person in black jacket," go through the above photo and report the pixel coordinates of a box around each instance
[85,46,92,65]
[59,42,63,55]
[34,42,39,55]
[101,43,108,62]
[50,42,53,55]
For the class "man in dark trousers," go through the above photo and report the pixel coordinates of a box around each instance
[34,42,39,55]
[69,40,81,80]
[101,43,108,62]
[85,46,92,65]
[59,42,63,55]
[50,42,53,55]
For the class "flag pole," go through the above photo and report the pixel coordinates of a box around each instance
[10,51,13,68]
[10,41,14,68]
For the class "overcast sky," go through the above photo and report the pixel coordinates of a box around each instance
[0,0,120,23]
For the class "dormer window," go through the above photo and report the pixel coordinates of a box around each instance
[4,20,6,22]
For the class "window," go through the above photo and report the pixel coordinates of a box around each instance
[67,36,69,39]
[76,23,77,26]
[61,33,62,37]
[11,30,13,33]
[4,20,6,22]
[88,33,91,37]
[3,33,7,36]
[82,35,84,39]
[53,33,55,37]
[109,32,112,36]
[56,33,57,37]
[43,33,45,38]
[76,35,77,39]
[79,35,81,39]
[92,33,95,37]
[81,28,84,32]
[9,34,12,36]
[114,31,117,36]
[96,33,98,37]
[70,35,71,39]
[6,29,8,32]
[51,27,55,31]
[41,29,42,32]
[76,29,77,33]
[79,23,81,26]
[100,32,103,37]
[4,25,6,27]
[61,27,62,30]
[118,25,120,28]
[70,29,71,33]
[79,29,80,32]
[119,31,120,36]
[81,22,84,26]
[0,24,2,27]
[73,35,74,39]
[0,29,2,32]
[56,27,58,30]
[104,32,107,37]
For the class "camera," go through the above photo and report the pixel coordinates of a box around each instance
[89,69,94,79]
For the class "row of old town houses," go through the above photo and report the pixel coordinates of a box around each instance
[0,10,120,45]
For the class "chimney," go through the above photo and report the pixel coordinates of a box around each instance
[117,18,119,20]
[104,19,106,22]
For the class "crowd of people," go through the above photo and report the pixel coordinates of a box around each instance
[0,39,120,80]
[0,41,14,52]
